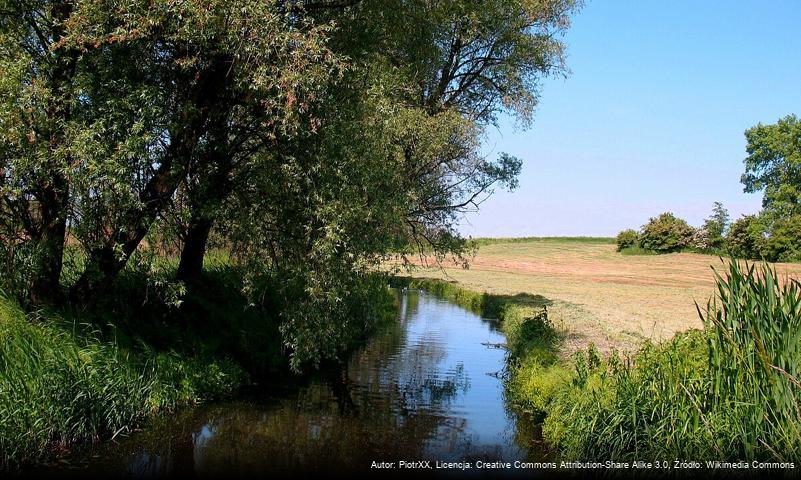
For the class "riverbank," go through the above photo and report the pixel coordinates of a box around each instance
[0,293,246,468]
[404,256,801,461]
[0,266,396,470]
[15,287,536,476]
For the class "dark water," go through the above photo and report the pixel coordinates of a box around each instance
[41,290,544,477]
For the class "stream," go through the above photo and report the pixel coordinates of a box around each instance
[39,289,546,477]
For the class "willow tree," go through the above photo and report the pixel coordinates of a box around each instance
[336,0,579,259]
[175,0,579,278]
[0,0,80,305]
[205,0,580,369]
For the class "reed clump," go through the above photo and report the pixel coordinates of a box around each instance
[538,260,801,460]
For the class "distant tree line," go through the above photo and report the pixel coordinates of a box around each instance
[615,114,801,262]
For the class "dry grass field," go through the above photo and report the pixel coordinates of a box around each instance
[408,239,801,355]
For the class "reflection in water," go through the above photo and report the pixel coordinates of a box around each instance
[48,290,541,477]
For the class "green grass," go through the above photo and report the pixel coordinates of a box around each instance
[0,295,246,469]
[538,261,801,460]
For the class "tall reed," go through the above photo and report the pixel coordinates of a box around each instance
[536,260,801,460]
[702,260,801,458]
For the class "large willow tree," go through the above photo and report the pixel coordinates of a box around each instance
[0,0,579,368]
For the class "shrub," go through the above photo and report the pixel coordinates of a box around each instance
[762,215,801,262]
[689,227,712,251]
[615,229,639,252]
[702,201,730,250]
[638,212,695,253]
[725,215,765,259]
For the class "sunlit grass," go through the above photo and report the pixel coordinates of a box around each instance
[0,296,245,469]
[540,261,801,460]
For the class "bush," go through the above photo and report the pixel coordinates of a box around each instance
[615,229,639,252]
[689,227,712,251]
[762,215,801,262]
[638,212,695,253]
[725,215,765,259]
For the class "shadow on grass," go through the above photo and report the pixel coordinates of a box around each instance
[57,265,286,377]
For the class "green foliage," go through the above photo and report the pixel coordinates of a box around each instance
[700,201,730,250]
[543,332,715,458]
[703,261,801,458]
[0,0,584,468]
[638,212,696,253]
[725,215,766,260]
[276,268,397,372]
[720,116,801,263]
[742,114,801,217]
[615,229,639,252]
[0,0,581,376]
[351,0,581,127]
[0,294,245,469]
[761,215,801,263]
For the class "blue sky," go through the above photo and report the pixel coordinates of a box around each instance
[460,0,801,238]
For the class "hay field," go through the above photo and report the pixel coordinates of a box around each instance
[409,238,801,354]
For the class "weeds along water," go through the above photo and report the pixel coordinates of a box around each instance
[0,297,245,469]
[0,265,397,471]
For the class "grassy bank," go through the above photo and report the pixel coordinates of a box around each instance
[407,261,801,461]
[1,264,397,470]
[538,261,801,460]
[0,294,246,468]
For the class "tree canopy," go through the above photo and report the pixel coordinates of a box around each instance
[0,0,580,369]
[742,114,801,217]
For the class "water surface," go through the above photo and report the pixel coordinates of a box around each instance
[46,289,543,477]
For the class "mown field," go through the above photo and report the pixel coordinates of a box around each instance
[409,237,801,354]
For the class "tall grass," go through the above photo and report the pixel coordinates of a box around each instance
[536,260,801,460]
[704,261,801,458]
[2,264,396,469]
[0,296,245,469]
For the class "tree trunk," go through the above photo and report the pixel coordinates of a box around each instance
[176,214,212,283]
[27,0,77,306]
[28,182,68,305]
[175,99,233,285]
[69,154,185,303]
[69,54,231,303]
